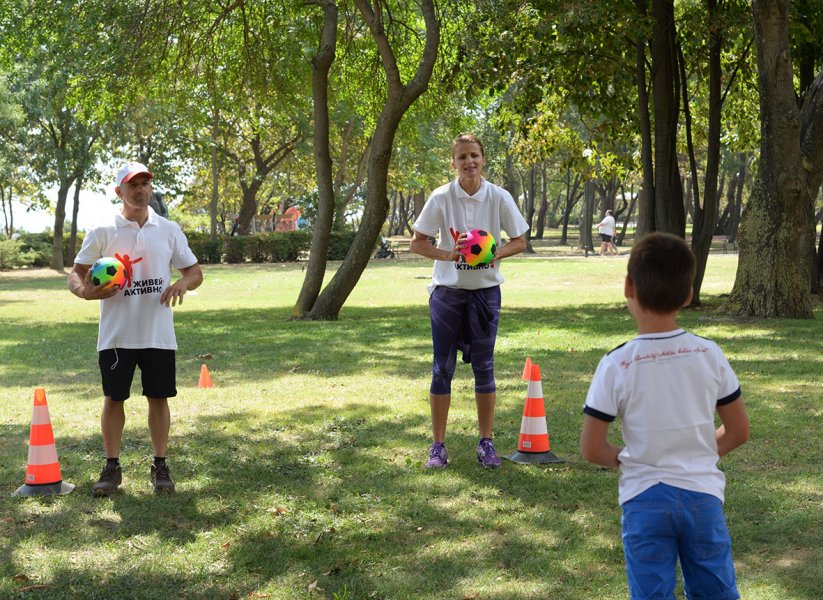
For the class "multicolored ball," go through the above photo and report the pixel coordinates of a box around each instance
[90,257,127,290]
[460,229,497,266]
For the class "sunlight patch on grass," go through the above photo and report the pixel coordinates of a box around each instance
[1,260,821,599]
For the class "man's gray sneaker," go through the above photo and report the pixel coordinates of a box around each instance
[151,463,175,493]
[92,463,122,497]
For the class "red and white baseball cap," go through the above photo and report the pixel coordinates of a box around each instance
[115,162,153,187]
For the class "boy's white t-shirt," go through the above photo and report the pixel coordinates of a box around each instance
[584,329,741,505]
[75,207,198,351]
[413,178,529,292]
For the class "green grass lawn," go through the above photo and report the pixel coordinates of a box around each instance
[1,255,821,599]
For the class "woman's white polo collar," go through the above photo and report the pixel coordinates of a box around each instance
[452,177,488,200]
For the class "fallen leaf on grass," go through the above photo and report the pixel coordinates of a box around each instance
[199,352,214,359]
[222,541,232,549]
[462,594,480,599]
[14,574,29,583]
[19,585,50,593]
[307,580,323,592]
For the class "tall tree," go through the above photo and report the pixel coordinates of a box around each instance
[293,0,338,318]
[14,62,99,269]
[304,0,440,319]
[647,0,685,237]
[726,0,816,317]
[682,0,753,305]
[0,69,26,236]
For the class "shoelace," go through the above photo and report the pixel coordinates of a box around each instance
[100,465,119,479]
[429,444,446,460]
[479,441,497,458]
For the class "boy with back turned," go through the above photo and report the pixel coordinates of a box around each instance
[580,233,750,600]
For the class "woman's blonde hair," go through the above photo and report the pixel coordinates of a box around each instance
[451,133,485,158]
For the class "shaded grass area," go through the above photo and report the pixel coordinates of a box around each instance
[0,258,821,599]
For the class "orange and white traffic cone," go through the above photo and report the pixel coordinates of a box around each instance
[198,364,214,388]
[13,388,75,496]
[504,359,563,464]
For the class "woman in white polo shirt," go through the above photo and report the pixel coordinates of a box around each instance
[410,133,529,469]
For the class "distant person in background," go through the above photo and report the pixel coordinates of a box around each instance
[595,209,618,256]
[68,161,203,496]
[410,133,529,470]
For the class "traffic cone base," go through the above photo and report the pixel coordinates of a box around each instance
[198,364,214,388]
[14,480,75,497]
[13,388,74,497]
[504,449,563,464]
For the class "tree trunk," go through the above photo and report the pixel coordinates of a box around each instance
[413,188,425,220]
[333,137,370,231]
[728,163,745,244]
[504,146,520,209]
[294,0,338,318]
[308,110,401,319]
[799,70,823,293]
[50,180,72,271]
[387,190,398,235]
[579,179,595,253]
[617,185,637,246]
[237,180,263,235]
[690,0,723,306]
[210,106,220,241]
[560,170,582,245]
[521,165,536,253]
[68,174,82,265]
[726,0,815,317]
[651,0,685,236]
[1,182,13,237]
[234,134,297,235]
[307,0,439,319]
[535,162,548,238]
[635,0,655,238]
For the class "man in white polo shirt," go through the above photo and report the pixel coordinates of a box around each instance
[68,161,203,496]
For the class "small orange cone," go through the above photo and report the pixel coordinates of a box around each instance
[521,356,533,380]
[504,359,563,464]
[198,364,214,388]
[14,388,75,496]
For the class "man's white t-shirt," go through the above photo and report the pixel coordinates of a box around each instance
[75,207,198,351]
[584,329,741,505]
[413,178,529,292]
[598,215,616,236]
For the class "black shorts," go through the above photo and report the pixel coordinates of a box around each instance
[99,348,177,402]
[600,233,613,243]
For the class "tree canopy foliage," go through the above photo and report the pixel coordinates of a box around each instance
[0,0,821,315]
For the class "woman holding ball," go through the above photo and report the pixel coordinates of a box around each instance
[410,133,529,469]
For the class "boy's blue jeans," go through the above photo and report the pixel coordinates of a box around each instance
[621,483,740,600]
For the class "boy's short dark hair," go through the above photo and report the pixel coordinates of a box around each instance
[628,233,695,313]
